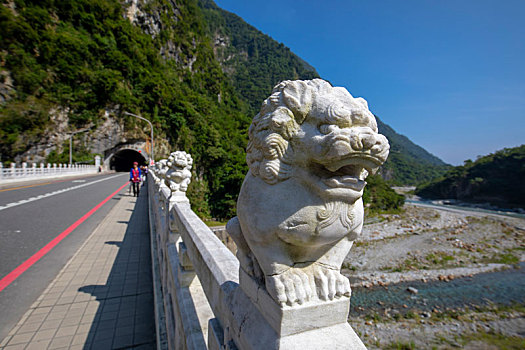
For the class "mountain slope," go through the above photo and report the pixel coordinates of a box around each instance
[197,0,319,112]
[376,118,449,184]
[197,0,448,185]
[0,0,251,219]
[416,145,525,208]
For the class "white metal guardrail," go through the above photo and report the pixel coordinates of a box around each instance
[0,162,98,183]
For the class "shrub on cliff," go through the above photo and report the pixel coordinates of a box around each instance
[363,175,405,215]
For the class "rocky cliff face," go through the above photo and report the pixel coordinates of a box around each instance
[15,108,125,164]
[124,0,202,70]
[3,0,183,164]
[0,70,15,105]
[198,0,319,112]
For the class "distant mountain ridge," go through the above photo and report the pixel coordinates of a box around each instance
[376,118,445,166]
[376,118,449,184]
[416,145,525,209]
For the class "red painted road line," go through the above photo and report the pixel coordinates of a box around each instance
[0,182,129,293]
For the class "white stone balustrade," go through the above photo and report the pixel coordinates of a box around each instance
[0,159,99,183]
[148,166,367,350]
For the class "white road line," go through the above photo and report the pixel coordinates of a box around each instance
[0,175,122,212]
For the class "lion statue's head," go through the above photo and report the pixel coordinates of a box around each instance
[165,151,193,193]
[246,78,389,204]
[154,159,168,185]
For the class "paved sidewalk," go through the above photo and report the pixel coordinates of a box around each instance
[0,188,155,349]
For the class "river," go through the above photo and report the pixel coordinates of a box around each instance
[351,262,525,315]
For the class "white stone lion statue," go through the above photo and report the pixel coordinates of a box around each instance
[154,159,168,186]
[227,79,389,306]
[165,151,193,194]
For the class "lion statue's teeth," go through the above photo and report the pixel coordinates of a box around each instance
[323,176,365,190]
[228,79,390,307]
[340,176,358,184]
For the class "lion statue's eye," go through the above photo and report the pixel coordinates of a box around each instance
[319,124,337,135]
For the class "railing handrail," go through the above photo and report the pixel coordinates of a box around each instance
[0,161,98,182]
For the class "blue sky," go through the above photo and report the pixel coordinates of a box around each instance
[214,0,524,165]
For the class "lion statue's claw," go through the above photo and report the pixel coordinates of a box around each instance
[313,265,351,301]
[266,268,315,306]
[266,265,350,305]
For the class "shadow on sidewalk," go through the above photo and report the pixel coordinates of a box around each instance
[78,188,155,349]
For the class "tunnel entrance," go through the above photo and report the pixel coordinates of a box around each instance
[109,149,147,172]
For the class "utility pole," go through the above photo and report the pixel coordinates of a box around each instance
[124,112,154,164]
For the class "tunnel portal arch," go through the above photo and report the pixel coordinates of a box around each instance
[109,149,147,172]
[104,143,150,172]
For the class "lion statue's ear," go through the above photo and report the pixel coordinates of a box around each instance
[281,81,313,124]
[247,79,326,185]
[355,97,368,110]
[246,106,296,184]
[246,127,293,184]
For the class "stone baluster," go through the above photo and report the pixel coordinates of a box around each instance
[165,151,193,246]
[161,151,200,350]
[11,163,16,177]
[95,155,101,170]
[22,162,27,176]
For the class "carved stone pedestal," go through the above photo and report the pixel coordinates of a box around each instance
[239,270,352,336]
[208,270,366,350]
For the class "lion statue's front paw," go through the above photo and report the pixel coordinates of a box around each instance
[313,264,351,301]
[266,268,315,306]
[265,265,351,306]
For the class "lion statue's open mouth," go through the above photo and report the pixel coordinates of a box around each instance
[228,79,390,307]
[314,148,387,191]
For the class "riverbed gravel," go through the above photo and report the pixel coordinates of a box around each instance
[345,203,525,348]
[344,204,525,282]
[350,309,525,349]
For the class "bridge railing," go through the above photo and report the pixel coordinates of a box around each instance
[148,165,237,349]
[147,152,366,350]
[0,162,98,183]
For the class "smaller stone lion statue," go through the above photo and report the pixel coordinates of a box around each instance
[154,159,168,186]
[165,151,193,194]
[228,79,389,307]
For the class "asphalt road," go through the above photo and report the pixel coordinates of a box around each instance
[0,173,130,340]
